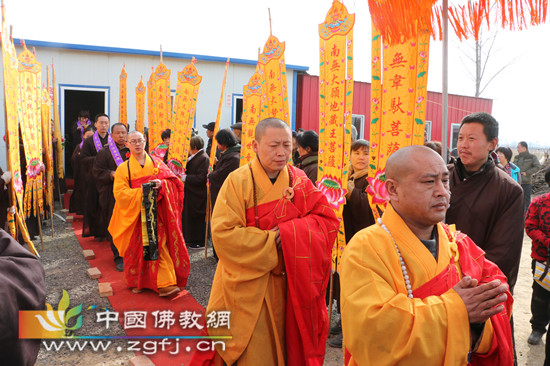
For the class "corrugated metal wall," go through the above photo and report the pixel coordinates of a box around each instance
[296,74,493,147]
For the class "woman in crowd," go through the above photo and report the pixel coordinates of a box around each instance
[328,139,376,348]
[497,146,521,183]
[296,130,319,184]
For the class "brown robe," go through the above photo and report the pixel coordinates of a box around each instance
[446,158,524,290]
[182,150,209,245]
[80,133,109,238]
[342,172,375,243]
[92,144,129,238]
[0,228,45,365]
[69,145,86,215]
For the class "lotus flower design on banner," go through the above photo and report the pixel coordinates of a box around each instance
[367,170,389,204]
[318,175,347,210]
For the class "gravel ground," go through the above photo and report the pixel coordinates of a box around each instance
[31,204,543,365]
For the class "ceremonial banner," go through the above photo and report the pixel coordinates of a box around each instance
[367,24,430,218]
[41,85,54,219]
[1,8,37,255]
[17,44,44,219]
[240,65,262,167]
[118,65,127,126]
[147,62,172,152]
[146,72,153,137]
[167,58,202,179]
[259,35,289,124]
[1,17,23,218]
[135,76,145,134]
[318,0,354,271]
[208,58,230,171]
[52,62,63,179]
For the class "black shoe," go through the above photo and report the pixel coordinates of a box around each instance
[330,319,342,335]
[328,333,342,348]
[528,330,544,345]
[115,261,124,272]
[188,242,204,250]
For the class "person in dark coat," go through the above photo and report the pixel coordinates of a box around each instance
[71,110,93,152]
[80,113,110,239]
[328,139,376,348]
[208,129,241,208]
[296,130,319,185]
[292,131,300,166]
[161,128,171,164]
[203,121,221,161]
[0,168,11,230]
[0,228,45,365]
[92,123,129,271]
[182,135,209,249]
[446,112,524,292]
[69,127,94,215]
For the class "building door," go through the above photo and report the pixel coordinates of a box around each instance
[61,86,109,178]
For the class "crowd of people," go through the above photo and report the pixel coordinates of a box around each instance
[3,109,550,365]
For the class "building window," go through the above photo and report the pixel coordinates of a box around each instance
[424,120,432,141]
[450,123,461,149]
[232,94,243,124]
[352,114,365,140]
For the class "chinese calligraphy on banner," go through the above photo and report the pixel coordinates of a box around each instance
[147,62,171,152]
[168,59,202,179]
[118,65,127,126]
[318,0,354,271]
[17,44,44,219]
[259,35,289,124]
[240,66,262,167]
[135,76,145,134]
[367,23,430,218]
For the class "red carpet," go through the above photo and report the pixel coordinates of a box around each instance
[71,219,207,365]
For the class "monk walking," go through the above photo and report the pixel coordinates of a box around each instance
[93,123,129,271]
[341,145,514,365]
[195,118,339,365]
[80,113,110,240]
[108,131,190,296]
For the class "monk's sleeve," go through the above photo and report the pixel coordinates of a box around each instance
[112,163,142,210]
[211,175,278,277]
[92,150,113,188]
[341,234,470,365]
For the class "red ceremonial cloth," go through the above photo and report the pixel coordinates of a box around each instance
[190,166,338,366]
[344,226,513,366]
[244,166,338,366]
[124,159,190,290]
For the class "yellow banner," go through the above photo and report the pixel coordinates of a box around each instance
[367,24,430,218]
[41,86,54,217]
[135,76,145,134]
[208,58,230,171]
[147,63,171,152]
[17,44,44,219]
[259,35,289,124]
[168,59,202,178]
[118,65,127,126]
[318,0,354,271]
[52,62,63,179]
[240,66,262,167]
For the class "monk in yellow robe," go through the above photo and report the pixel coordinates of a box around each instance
[191,118,339,366]
[341,145,513,366]
[108,131,190,296]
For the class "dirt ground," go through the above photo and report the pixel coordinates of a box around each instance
[32,206,545,365]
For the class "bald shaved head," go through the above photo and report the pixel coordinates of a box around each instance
[386,145,445,182]
[255,118,291,142]
[385,145,450,239]
[125,131,146,157]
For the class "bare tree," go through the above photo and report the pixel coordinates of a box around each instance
[457,28,519,97]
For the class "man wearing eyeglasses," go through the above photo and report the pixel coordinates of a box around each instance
[108,131,190,297]
[80,113,111,241]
